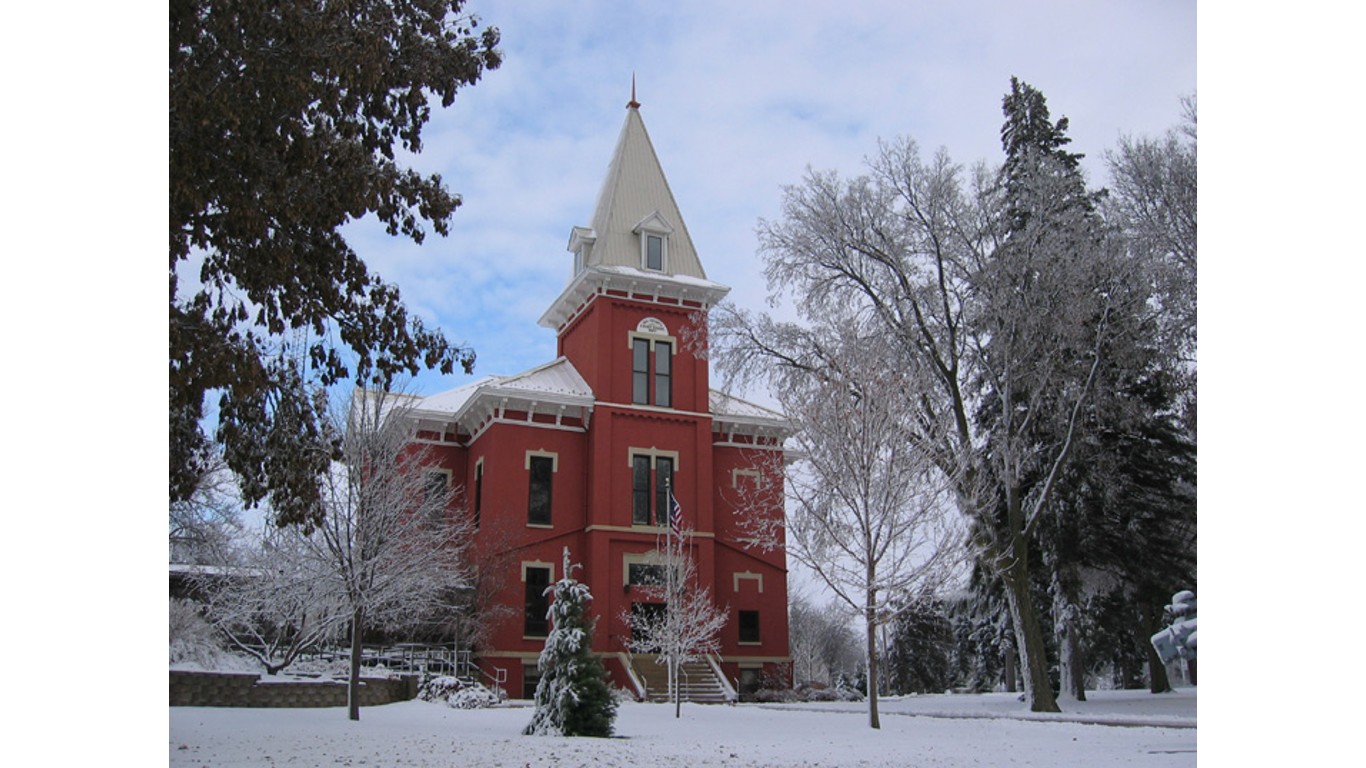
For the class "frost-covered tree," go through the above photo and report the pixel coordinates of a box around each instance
[623,525,728,717]
[199,388,474,704]
[712,79,1128,714]
[1104,94,1197,425]
[789,595,863,689]
[720,317,964,728]
[170,451,244,566]
[197,528,348,675]
[310,388,473,720]
[524,547,617,737]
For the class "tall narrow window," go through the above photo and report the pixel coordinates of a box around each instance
[632,338,650,405]
[524,566,551,638]
[423,471,449,525]
[632,455,652,525]
[629,333,673,408]
[527,456,553,525]
[654,341,672,408]
[473,461,483,528]
[738,610,761,644]
[654,456,674,524]
[646,234,664,271]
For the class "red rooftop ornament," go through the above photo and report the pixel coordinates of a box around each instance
[627,73,640,109]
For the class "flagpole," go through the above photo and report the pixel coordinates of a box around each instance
[664,474,675,710]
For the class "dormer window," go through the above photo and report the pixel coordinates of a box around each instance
[645,234,664,271]
[566,226,595,278]
[633,212,674,273]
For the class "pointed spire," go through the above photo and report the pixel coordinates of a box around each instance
[627,73,640,110]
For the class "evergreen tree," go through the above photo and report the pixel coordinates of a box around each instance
[964,76,1113,713]
[524,548,617,738]
[885,598,954,694]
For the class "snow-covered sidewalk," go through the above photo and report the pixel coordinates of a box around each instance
[762,687,1197,729]
[169,688,1196,767]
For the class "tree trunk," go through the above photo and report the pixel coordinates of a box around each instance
[865,588,881,729]
[348,608,364,721]
[673,654,681,719]
[1060,626,1087,701]
[1003,640,1017,693]
[1001,559,1060,712]
[1052,569,1086,702]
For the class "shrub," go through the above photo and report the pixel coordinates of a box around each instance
[170,598,224,667]
[418,675,502,709]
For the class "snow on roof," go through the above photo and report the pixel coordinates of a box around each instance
[485,357,595,402]
[409,358,595,437]
[710,389,790,429]
[414,375,499,414]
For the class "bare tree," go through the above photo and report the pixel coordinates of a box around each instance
[307,389,475,720]
[714,89,1131,711]
[1104,93,1197,424]
[789,594,862,688]
[197,530,348,674]
[624,523,729,718]
[170,451,244,566]
[727,318,964,728]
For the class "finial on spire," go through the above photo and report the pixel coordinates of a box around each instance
[627,73,640,109]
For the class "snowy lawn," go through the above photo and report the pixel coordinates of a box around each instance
[170,688,1195,767]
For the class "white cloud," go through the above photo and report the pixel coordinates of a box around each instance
[355,0,1195,388]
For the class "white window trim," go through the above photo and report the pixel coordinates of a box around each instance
[633,213,674,273]
[627,331,677,351]
[524,449,559,472]
[626,447,681,472]
[644,233,667,272]
[425,467,454,486]
[521,560,555,583]
[731,468,764,489]
[622,551,667,587]
[733,571,765,594]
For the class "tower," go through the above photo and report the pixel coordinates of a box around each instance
[405,95,792,700]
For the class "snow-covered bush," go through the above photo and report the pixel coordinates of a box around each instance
[801,686,864,703]
[417,676,503,708]
[448,685,502,709]
[170,598,225,667]
[418,675,464,702]
[751,687,799,703]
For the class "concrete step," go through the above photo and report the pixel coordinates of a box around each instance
[631,656,730,704]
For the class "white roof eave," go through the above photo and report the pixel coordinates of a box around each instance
[539,265,731,329]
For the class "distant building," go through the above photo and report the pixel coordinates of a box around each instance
[397,98,792,700]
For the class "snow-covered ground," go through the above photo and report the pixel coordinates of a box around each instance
[170,688,1195,767]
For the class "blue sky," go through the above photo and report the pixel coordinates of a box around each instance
[347,0,1197,399]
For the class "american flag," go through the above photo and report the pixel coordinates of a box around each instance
[669,492,683,537]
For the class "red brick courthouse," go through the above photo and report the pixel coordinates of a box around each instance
[396,99,792,700]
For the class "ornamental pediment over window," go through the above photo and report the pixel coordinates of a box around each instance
[636,317,668,336]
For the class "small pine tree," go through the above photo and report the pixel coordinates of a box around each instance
[523,547,617,737]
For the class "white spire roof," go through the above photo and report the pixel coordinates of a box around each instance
[579,106,707,280]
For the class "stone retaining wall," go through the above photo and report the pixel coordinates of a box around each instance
[170,670,419,708]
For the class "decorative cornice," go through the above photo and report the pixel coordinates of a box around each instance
[539,265,730,331]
